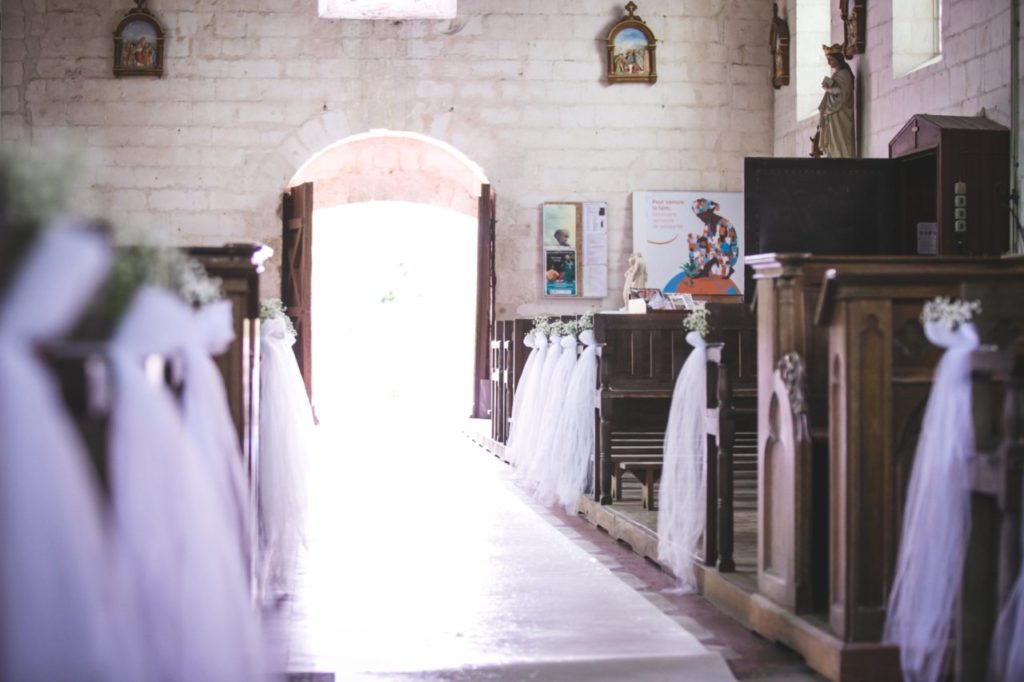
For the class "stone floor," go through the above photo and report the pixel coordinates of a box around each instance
[282,417,822,681]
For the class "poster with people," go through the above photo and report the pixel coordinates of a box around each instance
[541,201,607,298]
[632,191,744,297]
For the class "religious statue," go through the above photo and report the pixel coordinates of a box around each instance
[815,43,855,158]
[622,252,647,308]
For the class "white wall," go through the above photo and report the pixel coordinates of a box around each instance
[0,0,774,317]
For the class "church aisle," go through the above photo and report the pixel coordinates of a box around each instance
[285,414,738,681]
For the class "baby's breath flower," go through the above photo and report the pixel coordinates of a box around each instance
[683,308,711,338]
[920,297,981,330]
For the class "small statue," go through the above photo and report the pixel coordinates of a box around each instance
[815,43,855,158]
[622,251,648,308]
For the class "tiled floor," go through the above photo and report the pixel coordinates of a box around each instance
[282,416,822,681]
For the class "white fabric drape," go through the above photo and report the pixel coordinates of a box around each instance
[532,333,581,501]
[991,517,1024,680]
[514,333,556,475]
[259,316,313,601]
[657,332,708,592]
[884,321,979,682]
[518,333,564,485]
[553,328,600,511]
[109,286,266,681]
[504,331,539,466]
[181,300,252,565]
[0,225,143,681]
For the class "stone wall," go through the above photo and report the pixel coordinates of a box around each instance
[1,0,774,316]
[773,0,1014,159]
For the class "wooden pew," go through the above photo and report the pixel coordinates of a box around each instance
[704,339,757,572]
[959,341,1024,681]
[741,253,1018,681]
[490,320,508,443]
[593,305,755,514]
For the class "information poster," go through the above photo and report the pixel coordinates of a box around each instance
[542,201,608,298]
[632,191,744,297]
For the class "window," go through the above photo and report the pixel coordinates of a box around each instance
[796,0,831,120]
[893,0,942,77]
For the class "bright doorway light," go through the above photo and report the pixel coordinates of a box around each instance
[311,200,477,431]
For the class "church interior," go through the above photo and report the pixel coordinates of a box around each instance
[3,0,1024,680]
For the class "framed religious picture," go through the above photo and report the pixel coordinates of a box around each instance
[606,2,657,84]
[632,191,745,298]
[113,0,165,78]
[769,3,790,89]
[840,0,865,58]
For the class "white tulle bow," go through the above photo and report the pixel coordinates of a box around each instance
[884,321,979,682]
[657,331,708,591]
[0,225,145,681]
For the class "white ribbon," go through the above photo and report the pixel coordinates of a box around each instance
[884,321,979,682]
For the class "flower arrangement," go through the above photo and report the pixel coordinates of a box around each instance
[920,297,981,330]
[683,308,711,338]
[559,319,579,337]
[261,297,297,336]
[577,312,594,331]
[531,315,551,336]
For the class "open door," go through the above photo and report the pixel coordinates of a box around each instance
[472,183,496,418]
[282,182,314,401]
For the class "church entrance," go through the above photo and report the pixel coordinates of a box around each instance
[281,130,493,423]
[310,200,478,429]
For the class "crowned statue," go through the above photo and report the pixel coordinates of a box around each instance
[813,43,855,158]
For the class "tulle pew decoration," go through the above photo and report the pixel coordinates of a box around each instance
[257,299,313,603]
[0,223,147,681]
[657,309,710,592]
[532,320,582,502]
[109,286,267,681]
[505,316,549,466]
[884,297,981,682]
[513,320,559,477]
[553,314,600,511]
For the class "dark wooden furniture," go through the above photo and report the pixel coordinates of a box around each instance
[490,320,511,443]
[959,342,1024,681]
[744,115,1010,295]
[889,115,1010,257]
[594,305,755,509]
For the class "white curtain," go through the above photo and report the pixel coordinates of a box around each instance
[0,224,144,681]
[657,332,707,592]
[109,286,267,681]
[884,321,979,682]
[514,333,557,477]
[553,328,600,512]
[259,315,313,602]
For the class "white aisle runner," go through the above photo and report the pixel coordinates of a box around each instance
[288,413,736,681]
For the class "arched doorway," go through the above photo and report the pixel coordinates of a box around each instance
[281,131,493,421]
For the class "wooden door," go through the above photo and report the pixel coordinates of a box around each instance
[473,184,496,418]
[282,182,313,400]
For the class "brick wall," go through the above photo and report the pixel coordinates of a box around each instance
[0,0,774,315]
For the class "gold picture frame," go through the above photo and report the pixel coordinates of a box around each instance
[113,0,165,78]
[606,2,657,85]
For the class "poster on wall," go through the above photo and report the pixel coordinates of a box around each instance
[632,191,744,297]
[542,201,608,298]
